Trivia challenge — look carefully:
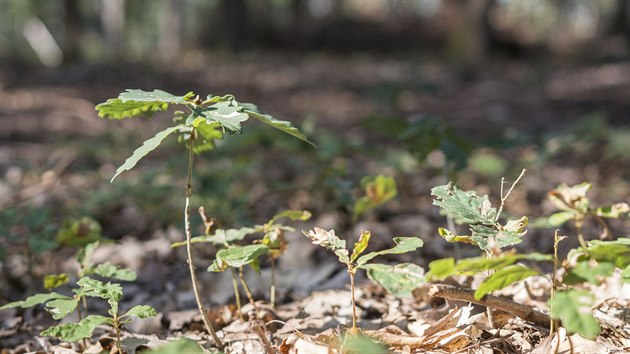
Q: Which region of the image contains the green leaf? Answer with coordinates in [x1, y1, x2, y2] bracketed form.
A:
[208, 244, 269, 272]
[41, 315, 109, 342]
[77, 241, 100, 271]
[244, 108, 315, 147]
[119, 89, 190, 104]
[44, 273, 70, 289]
[364, 263, 425, 297]
[269, 209, 312, 225]
[547, 211, 576, 227]
[426, 258, 456, 281]
[77, 277, 122, 303]
[171, 227, 258, 248]
[455, 253, 551, 274]
[0, 292, 71, 311]
[56, 217, 102, 247]
[146, 338, 205, 354]
[192, 121, 223, 154]
[470, 223, 525, 252]
[45, 298, 79, 320]
[356, 237, 423, 267]
[343, 334, 388, 354]
[92, 262, 137, 281]
[303, 228, 349, 264]
[549, 290, 600, 339]
[474, 265, 538, 299]
[564, 260, 615, 285]
[596, 203, 630, 218]
[585, 238, 630, 268]
[194, 100, 249, 134]
[622, 265, 630, 284]
[122, 305, 157, 319]
[96, 99, 169, 119]
[111, 125, 181, 182]
[353, 175, 397, 220]
[431, 183, 497, 225]
[350, 231, 371, 263]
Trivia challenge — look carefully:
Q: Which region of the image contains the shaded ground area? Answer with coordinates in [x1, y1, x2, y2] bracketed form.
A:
[1, 53, 630, 352]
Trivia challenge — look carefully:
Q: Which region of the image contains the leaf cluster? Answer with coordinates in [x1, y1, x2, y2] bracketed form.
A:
[96, 89, 313, 182]
[431, 182, 528, 252]
[303, 228, 424, 297]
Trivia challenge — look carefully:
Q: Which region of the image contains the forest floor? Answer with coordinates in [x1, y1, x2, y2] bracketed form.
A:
[1, 52, 630, 353]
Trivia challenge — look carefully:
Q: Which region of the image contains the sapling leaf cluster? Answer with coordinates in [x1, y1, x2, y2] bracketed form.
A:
[303, 227, 424, 330]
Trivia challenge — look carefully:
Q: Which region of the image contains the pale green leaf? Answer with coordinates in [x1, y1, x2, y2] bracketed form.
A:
[77, 241, 100, 270]
[547, 211, 576, 227]
[194, 100, 249, 134]
[146, 338, 205, 354]
[303, 228, 349, 264]
[208, 244, 269, 272]
[426, 258, 456, 280]
[350, 231, 371, 263]
[474, 265, 538, 300]
[119, 89, 190, 104]
[171, 227, 258, 248]
[622, 265, 630, 284]
[432, 183, 497, 225]
[353, 175, 397, 220]
[122, 305, 157, 319]
[564, 260, 615, 285]
[548, 183, 591, 214]
[269, 209, 312, 225]
[92, 262, 137, 281]
[343, 334, 388, 354]
[96, 99, 168, 119]
[549, 290, 600, 339]
[45, 298, 79, 320]
[41, 315, 109, 342]
[56, 217, 102, 247]
[585, 238, 630, 268]
[455, 253, 551, 274]
[111, 125, 181, 182]
[596, 203, 630, 218]
[356, 237, 423, 267]
[244, 108, 314, 147]
[364, 263, 425, 297]
[0, 292, 71, 311]
[77, 277, 122, 303]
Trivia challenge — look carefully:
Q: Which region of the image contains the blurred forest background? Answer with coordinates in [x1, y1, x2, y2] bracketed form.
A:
[2, 0, 630, 306]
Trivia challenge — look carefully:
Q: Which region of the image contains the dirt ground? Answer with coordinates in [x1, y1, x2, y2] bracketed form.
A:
[1, 53, 630, 353]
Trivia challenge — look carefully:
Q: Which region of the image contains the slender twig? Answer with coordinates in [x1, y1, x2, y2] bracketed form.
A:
[230, 268, 244, 320]
[185, 133, 223, 348]
[550, 230, 561, 333]
[349, 269, 358, 329]
[428, 283, 551, 328]
[238, 267, 259, 315]
[270, 257, 276, 308]
[252, 317, 274, 354]
[495, 169, 526, 223]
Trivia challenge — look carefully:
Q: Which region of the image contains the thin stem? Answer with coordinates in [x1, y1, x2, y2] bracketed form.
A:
[575, 217, 589, 250]
[349, 269, 357, 329]
[495, 169, 526, 223]
[113, 317, 122, 352]
[550, 230, 560, 333]
[230, 268, 243, 320]
[238, 267, 258, 315]
[184, 132, 223, 348]
[270, 257, 276, 308]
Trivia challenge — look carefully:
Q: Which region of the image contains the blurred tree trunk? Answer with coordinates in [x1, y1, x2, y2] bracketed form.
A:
[63, 0, 80, 63]
[101, 0, 124, 59]
[444, 0, 494, 68]
[609, 0, 630, 47]
[158, 0, 181, 63]
[219, 0, 248, 50]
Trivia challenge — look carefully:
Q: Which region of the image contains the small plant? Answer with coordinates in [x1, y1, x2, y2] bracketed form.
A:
[0, 241, 153, 350]
[303, 228, 424, 332]
[352, 175, 397, 221]
[173, 208, 311, 315]
[97, 89, 313, 346]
